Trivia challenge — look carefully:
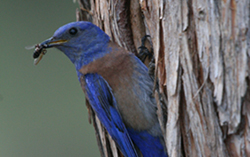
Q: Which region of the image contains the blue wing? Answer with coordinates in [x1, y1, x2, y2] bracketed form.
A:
[84, 73, 138, 157]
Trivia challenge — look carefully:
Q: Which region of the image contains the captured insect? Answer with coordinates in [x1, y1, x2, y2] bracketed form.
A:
[25, 44, 47, 65]
[33, 44, 47, 65]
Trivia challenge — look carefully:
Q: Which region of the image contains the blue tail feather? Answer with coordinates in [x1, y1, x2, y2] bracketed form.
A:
[127, 128, 168, 157]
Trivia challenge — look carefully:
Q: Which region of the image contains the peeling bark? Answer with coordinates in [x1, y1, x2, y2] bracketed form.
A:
[77, 0, 250, 156]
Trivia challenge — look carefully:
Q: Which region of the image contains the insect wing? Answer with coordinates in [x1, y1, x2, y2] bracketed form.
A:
[25, 44, 36, 50]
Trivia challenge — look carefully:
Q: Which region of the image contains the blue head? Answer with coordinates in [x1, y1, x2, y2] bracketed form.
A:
[40, 21, 110, 69]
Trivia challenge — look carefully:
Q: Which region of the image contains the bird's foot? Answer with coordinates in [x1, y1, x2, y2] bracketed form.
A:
[138, 35, 155, 78]
[138, 35, 153, 63]
[148, 57, 155, 79]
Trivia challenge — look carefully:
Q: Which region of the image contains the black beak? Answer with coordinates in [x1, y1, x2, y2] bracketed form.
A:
[40, 37, 68, 48]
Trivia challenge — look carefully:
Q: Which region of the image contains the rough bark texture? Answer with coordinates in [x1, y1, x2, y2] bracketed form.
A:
[77, 0, 250, 156]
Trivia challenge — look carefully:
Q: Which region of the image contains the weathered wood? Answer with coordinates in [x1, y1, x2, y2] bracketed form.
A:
[77, 0, 250, 156]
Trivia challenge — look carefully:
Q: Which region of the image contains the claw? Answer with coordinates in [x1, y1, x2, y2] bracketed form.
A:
[138, 35, 152, 63]
[148, 57, 155, 78]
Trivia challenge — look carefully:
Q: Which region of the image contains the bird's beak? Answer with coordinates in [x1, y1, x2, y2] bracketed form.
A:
[33, 37, 68, 65]
[41, 37, 68, 48]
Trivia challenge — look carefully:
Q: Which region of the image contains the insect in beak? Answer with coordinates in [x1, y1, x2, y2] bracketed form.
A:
[26, 38, 68, 65]
[33, 44, 47, 65]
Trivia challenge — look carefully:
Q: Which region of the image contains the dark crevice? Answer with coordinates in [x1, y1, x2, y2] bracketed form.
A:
[179, 70, 188, 157]
[116, 0, 137, 54]
[158, 18, 167, 97]
[186, 0, 202, 88]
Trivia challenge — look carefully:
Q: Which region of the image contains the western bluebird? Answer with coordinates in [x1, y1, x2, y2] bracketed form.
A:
[33, 21, 168, 157]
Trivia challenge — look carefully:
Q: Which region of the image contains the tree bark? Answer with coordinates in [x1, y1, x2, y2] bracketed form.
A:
[77, 0, 250, 156]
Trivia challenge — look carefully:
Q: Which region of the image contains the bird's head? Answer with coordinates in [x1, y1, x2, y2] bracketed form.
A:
[39, 21, 110, 69]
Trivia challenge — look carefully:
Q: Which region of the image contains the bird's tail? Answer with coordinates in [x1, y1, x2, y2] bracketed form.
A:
[127, 129, 168, 157]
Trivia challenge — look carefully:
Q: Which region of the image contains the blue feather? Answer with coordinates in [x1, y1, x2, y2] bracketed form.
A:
[127, 128, 168, 157]
[84, 73, 138, 157]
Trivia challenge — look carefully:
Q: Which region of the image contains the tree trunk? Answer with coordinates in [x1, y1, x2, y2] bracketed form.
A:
[77, 0, 250, 156]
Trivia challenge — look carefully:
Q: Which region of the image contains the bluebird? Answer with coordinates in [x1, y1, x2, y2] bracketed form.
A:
[35, 21, 168, 157]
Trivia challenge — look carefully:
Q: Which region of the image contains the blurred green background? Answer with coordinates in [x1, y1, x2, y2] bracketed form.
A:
[0, 1, 99, 157]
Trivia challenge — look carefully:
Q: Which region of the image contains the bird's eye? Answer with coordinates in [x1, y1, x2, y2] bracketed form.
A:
[69, 27, 78, 35]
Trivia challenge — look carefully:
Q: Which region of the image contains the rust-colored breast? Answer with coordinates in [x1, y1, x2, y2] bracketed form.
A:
[79, 42, 134, 91]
